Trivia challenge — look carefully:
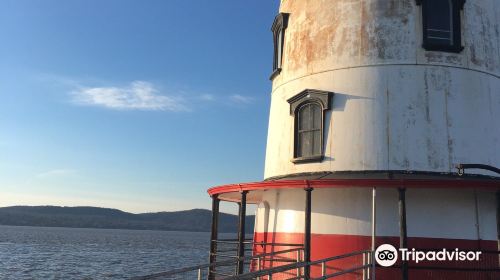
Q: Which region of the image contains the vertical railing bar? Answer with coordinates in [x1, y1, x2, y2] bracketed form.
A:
[197, 268, 202, 280]
[371, 187, 377, 280]
[399, 188, 408, 280]
[365, 252, 369, 280]
[304, 186, 313, 279]
[236, 191, 248, 275]
[256, 257, 261, 280]
[296, 250, 300, 277]
[368, 252, 372, 280]
[362, 252, 366, 280]
[321, 261, 326, 276]
[208, 195, 220, 280]
[367, 251, 370, 280]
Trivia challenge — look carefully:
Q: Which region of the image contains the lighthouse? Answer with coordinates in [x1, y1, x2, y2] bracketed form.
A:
[207, 1, 500, 279]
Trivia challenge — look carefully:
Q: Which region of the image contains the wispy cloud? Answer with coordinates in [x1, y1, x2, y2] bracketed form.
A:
[37, 169, 76, 178]
[199, 94, 215, 101]
[71, 81, 189, 111]
[39, 74, 254, 111]
[229, 94, 254, 104]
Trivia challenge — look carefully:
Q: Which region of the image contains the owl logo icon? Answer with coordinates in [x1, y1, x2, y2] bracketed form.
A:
[375, 244, 398, 267]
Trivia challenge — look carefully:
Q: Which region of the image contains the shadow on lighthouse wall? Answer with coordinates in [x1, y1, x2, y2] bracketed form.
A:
[323, 93, 375, 163]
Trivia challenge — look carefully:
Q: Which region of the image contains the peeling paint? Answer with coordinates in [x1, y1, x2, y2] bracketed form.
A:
[276, 0, 499, 82]
[265, 0, 500, 178]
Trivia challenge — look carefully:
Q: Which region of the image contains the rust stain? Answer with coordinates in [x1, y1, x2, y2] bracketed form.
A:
[360, 0, 414, 60]
[280, 0, 498, 77]
[360, 0, 370, 59]
[285, 0, 417, 73]
[465, 1, 499, 73]
[424, 51, 462, 66]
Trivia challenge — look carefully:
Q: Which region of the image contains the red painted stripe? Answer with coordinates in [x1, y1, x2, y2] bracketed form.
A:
[251, 232, 499, 280]
[207, 178, 500, 197]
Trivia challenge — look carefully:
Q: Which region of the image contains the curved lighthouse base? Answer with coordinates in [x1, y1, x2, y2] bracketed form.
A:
[252, 187, 498, 279]
[208, 173, 500, 280]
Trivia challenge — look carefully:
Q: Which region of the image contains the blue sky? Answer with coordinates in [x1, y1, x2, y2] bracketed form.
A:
[0, 0, 279, 213]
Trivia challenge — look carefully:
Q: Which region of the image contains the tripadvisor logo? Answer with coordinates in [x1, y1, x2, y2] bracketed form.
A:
[375, 244, 482, 267]
[375, 244, 398, 267]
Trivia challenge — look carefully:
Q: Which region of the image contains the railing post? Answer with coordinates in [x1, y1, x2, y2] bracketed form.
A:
[296, 250, 301, 277]
[362, 252, 366, 280]
[497, 191, 500, 267]
[256, 257, 261, 280]
[371, 187, 376, 280]
[321, 261, 326, 276]
[367, 252, 372, 280]
[398, 188, 408, 280]
[304, 186, 313, 279]
[197, 268, 202, 280]
[208, 194, 220, 280]
[236, 190, 248, 275]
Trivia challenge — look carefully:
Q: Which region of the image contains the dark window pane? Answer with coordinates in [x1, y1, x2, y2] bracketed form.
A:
[312, 104, 321, 129]
[277, 29, 283, 68]
[426, 0, 453, 45]
[299, 131, 313, 157]
[298, 104, 311, 130]
[296, 103, 322, 158]
[296, 131, 302, 157]
[313, 130, 321, 155]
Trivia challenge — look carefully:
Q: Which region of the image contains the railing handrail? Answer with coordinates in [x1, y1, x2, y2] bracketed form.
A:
[315, 264, 372, 280]
[130, 247, 304, 280]
[132, 245, 500, 280]
[221, 249, 372, 280]
[213, 239, 304, 247]
[213, 238, 253, 243]
[222, 261, 307, 279]
[214, 238, 253, 241]
[308, 249, 371, 265]
[253, 242, 304, 247]
[130, 263, 213, 280]
[212, 247, 303, 259]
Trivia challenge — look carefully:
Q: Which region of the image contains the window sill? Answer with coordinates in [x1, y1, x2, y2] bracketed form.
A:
[422, 43, 464, 53]
[291, 155, 324, 164]
[269, 68, 281, 80]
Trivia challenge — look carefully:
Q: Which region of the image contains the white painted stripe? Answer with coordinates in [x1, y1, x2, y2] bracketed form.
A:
[255, 188, 497, 240]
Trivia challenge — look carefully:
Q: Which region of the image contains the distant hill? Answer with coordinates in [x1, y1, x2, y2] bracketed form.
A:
[0, 206, 255, 233]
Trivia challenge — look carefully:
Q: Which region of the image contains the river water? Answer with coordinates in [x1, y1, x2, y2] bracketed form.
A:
[0, 225, 235, 279]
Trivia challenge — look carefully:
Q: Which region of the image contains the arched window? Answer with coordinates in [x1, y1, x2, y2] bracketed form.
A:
[288, 89, 333, 163]
[417, 0, 464, 52]
[296, 102, 322, 158]
[270, 13, 289, 80]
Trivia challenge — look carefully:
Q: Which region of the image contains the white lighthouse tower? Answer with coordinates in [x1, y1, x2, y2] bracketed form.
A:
[207, 1, 500, 279]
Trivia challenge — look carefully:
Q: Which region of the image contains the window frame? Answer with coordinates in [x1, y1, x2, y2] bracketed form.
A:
[417, 0, 465, 53]
[287, 89, 333, 164]
[295, 102, 323, 160]
[270, 13, 289, 80]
